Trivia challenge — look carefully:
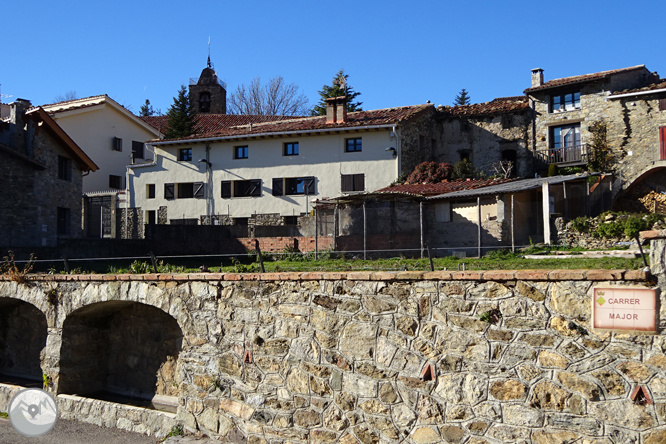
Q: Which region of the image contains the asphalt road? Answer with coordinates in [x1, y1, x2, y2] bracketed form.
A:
[0, 416, 161, 444]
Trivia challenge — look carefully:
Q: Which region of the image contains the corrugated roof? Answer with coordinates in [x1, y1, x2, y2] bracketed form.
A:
[426, 174, 590, 200]
[524, 65, 646, 93]
[438, 96, 530, 118]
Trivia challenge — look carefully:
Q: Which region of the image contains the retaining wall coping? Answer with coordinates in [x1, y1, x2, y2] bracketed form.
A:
[641, 229, 666, 240]
[4, 269, 649, 283]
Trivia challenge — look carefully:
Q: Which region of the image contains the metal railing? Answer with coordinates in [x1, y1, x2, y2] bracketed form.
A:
[535, 143, 588, 166]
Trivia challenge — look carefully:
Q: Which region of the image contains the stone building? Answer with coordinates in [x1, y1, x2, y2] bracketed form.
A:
[524, 65, 661, 185]
[188, 57, 227, 114]
[435, 96, 533, 178]
[0, 100, 98, 248]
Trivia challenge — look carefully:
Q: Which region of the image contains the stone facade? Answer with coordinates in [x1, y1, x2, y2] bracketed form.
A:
[398, 108, 440, 176]
[1, 268, 663, 442]
[189, 65, 227, 115]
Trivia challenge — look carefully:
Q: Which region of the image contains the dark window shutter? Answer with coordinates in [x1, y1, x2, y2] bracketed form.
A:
[164, 183, 174, 199]
[113, 137, 122, 151]
[305, 177, 315, 195]
[341, 175, 352, 192]
[250, 179, 261, 197]
[194, 182, 204, 198]
[660, 96, 666, 111]
[132, 141, 144, 159]
[354, 174, 365, 192]
[221, 181, 231, 198]
[272, 178, 283, 196]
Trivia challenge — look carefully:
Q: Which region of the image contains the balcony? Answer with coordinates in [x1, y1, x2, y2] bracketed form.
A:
[535, 144, 588, 166]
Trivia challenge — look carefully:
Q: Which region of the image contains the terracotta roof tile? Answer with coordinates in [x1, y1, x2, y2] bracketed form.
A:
[524, 65, 646, 93]
[438, 96, 529, 117]
[156, 104, 434, 142]
[141, 114, 294, 135]
[610, 80, 666, 96]
[375, 178, 515, 197]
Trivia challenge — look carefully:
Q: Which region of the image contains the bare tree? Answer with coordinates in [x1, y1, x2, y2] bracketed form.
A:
[53, 90, 78, 103]
[228, 76, 309, 116]
[491, 160, 514, 179]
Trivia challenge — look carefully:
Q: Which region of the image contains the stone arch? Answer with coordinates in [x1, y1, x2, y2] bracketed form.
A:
[624, 163, 666, 191]
[0, 297, 48, 385]
[58, 300, 183, 407]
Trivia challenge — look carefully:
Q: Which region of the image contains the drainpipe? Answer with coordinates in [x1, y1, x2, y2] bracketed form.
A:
[393, 125, 401, 178]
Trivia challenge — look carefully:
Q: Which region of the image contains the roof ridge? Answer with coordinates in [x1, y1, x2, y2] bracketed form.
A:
[544, 65, 645, 84]
[39, 94, 108, 109]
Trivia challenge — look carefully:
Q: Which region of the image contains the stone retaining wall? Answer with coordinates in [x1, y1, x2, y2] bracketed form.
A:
[2, 269, 666, 443]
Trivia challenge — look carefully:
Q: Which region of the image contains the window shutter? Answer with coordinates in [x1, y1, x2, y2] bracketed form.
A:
[194, 182, 204, 198]
[660, 127, 666, 161]
[250, 179, 261, 197]
[660, 96, 666, 111]
[164, 183, 174, 199]
[305, 177, 316, 195]
[341, 175, 352, 192]
[221, 181, 231, 198]
[112, 137, 122, 151]
[272, 178, 283, 196]
[354, 174, 365, 192]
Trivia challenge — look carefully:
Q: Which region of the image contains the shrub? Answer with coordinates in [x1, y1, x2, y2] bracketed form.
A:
[452, 159, 475, 179]
[571, 217, 589, 232]
[624, 216, 645, 238]
[547, 164, 559, 177]
[405, 161, 453, 184]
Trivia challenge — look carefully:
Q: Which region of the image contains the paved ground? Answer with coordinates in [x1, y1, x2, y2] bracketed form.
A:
[0, 416, 161, 444]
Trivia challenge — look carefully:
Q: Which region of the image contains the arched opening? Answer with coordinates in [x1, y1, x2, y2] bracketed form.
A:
[59, 301, 182, 411]
[199, 91, 211, 112]
[0, 298, 47, 387]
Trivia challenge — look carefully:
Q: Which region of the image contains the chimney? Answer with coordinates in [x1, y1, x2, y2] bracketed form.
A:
[325, 96, 347, 124]
[531, 68, 544, 88]
[9, 99, 31, 125]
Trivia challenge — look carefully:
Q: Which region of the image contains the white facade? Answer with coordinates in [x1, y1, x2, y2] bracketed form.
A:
[130, 129, 399, 223]
[41, 96, 162, 193]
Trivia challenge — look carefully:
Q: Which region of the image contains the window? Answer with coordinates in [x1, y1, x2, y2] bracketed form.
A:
[341, 174, 365, 192]
[660, 126, 666, 160]
[551, 124, 581, 149]
[234, 217, 249, 226]
[221, 179, 261, 198]
[146, 210, 156, 225]
[147, 184, 155, 199]
[284, 177, 315, 195]
[179, 148, 192, 161]
[112, 137, 122, 151]
[132, 141, 144, 159]
[284, 142, 299, 156]
[170, 218, 198, 225]
[176, 182, 204, 198]
[58, 156, 71, 181]
[235, 146, 248, 159]
[284, 216, 298, 225]
[109, 175, 122, 189]
[57, 207, 71, 235]
[199, 92, 211, 112]
[346, 138, 362, 152]
[272, 177, 315, 196]
[165, 183, 175, 199]
[459, 150, 471, 161]
[551, 91, 581, 112]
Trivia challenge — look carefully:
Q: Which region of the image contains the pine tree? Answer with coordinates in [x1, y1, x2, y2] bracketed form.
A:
[454, 89, 471, 106]
[312, 69, 363, 116]
[164, 86, 197, 139]
[139, 99, 155, 117]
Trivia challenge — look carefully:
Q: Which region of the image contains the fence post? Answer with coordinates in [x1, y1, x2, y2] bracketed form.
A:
[63, 256, 70, 274]
[426, 242, 434, 272]
[420, 202, 424, 259]
[255, 239, 266, 273]
[511, 194, 515, 253]
[363, 201, 367, 261]
[149, 251, 158, 273]
[314, 207, 318, 260]
[477, 197, 481, 258]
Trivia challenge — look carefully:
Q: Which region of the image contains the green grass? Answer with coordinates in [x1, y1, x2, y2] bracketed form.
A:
[0, 412, 7, 419]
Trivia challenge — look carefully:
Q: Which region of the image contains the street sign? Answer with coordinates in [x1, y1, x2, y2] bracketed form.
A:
[592, 287, 657, 333]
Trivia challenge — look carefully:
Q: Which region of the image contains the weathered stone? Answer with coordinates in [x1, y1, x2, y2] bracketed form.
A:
[310, 376, 332, 396]
[517, 281, 545, 301]
[311, 308, 346, 336]
[447, 404, 473, 420]
[437, 298, 475, 314]
[435, 373, 487, 404]
[396, 316, 418, 336]
[518, 364, 543, 381]
[539, 350, 569, 368]
[550, 316, 577, 336]
[467, 421, 487, 434]
[441, 425, 466, 443]
[363, 296, 397, 313]
[490, 380, 526, 401]
[340, 323, 377, 360]
[379, 382, 398, 403]
[449, 315, 487, 333]
[218, 353, 242, 377]
[559, 341, 587, 359]
[339, 432, 361, 444]
[487, 425, 530, 442]
[531, 381, 571, 410]
[504, 317, 544, 330]
[359, 399, 388, 415]
[645, 429, 666, 444]
[324, 405, 348, 431]
[339, 300, 361, 313]
[335, 392, 356, 411]
[354, 425, 379, 444]
[293, 409, 320, 427]
[416, 395, 444, 423]
[313, 294, 340, 310]
[591, 401, 655, 429]
[504, 404, 544, 427]
[649, 377, 666, 397]
[285, 368, 309, 394]
[532, 430, 579, 444]
[301, 362, 332, 378]
[411, 427, 440, 444]
[550, 281, 591, 320]
[366, 416, 399, 440]
[487, 328, 513, 341]
[258, 339, 290, 355]
[311, 429, 337, 442]
[520, 333, 556, 347]
[617, 361, 652, 382]
[356, 362, 395, 379]
[557, 372, 600, 400]
[592, 369, 626, 396]
[546, 414, 602, 435]
[647, 354, 666, 369]
[219, 398, 254, 420]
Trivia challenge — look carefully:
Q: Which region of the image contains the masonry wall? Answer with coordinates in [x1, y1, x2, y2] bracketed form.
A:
[2, 268, 665, 443]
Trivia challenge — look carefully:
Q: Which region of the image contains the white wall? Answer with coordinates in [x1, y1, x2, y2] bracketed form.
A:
[130, 130, 399, 221]
[50, 103, 159, 193]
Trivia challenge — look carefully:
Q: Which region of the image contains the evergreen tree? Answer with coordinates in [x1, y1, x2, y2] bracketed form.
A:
[139, 99, 156, 117]
[164, 85, 197, 139]
[454, 88, 471, 106]
[312, 69, 362, 116]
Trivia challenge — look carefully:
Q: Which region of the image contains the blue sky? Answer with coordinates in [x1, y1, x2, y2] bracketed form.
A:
[3, 0, 664, 114]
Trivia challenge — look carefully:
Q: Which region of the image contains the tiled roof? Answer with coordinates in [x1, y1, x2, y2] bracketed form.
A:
[375, 178, 515, 197]
[610, 80, 666, 96]
[38, 95, 108, 112]
[438, 96, 529, 117]
[524, 65, 646, 93]
[158, 104, 434, 142]
[141, 114, 295, 135]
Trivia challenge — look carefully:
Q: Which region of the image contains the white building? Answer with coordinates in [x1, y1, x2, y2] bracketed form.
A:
[128, 98, 435, 230]
[40, 95, 163, 193]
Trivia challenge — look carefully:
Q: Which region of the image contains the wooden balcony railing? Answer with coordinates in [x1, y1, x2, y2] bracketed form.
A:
[535, 143, 588, 166]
